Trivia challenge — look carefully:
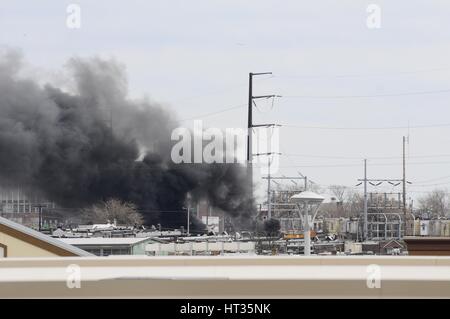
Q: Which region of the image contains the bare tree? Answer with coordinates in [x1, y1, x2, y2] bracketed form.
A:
[317, 202, 339, 218]
[329, 185, 347, 203]
[328, 185, 348, 217]
[344, 190, 364, 218]
[418, 189, 449, 218]
[83, 198, 144, 225]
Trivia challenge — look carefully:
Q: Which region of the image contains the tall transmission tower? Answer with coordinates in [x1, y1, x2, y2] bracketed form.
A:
[403, 135, 407, 236]
[247, 72, 279, 200]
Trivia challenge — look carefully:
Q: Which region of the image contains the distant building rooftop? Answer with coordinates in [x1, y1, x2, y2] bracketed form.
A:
[59, 237, 153, 246]
[57, 237, 156, 256]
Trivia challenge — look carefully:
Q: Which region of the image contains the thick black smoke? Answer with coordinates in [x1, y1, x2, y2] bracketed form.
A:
[0, 49, 255, 230]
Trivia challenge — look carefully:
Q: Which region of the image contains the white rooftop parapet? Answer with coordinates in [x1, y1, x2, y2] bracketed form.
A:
[1, 256, 450, 298]
[145, 241, 255, 255]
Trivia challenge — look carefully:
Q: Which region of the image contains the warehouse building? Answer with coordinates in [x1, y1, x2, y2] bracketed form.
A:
[58, 237, 156, 256]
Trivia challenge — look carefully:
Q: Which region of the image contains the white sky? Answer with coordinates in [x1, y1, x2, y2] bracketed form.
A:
[2, 1, 450, 204]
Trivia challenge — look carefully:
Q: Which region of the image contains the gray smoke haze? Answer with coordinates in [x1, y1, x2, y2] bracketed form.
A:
[0, 49, 255, 230]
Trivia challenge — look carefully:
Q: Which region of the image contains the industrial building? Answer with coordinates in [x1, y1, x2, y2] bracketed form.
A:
[0, 186, 56, 214]
[0, 186, 58, 229]
[58, 237, 155, 256]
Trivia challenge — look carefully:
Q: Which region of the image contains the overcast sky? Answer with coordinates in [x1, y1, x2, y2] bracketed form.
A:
[2, 1, 450, 204]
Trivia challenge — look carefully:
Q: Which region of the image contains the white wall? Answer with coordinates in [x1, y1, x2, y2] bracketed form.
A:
[146, 241, 255, 255]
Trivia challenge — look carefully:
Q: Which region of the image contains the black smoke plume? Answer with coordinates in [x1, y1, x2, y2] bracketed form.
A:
[0, 49, 255, 230]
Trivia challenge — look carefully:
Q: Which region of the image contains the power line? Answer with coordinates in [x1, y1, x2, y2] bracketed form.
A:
[178, 104, 246, 122]
[279, 163, 364, 168]
[409, 181, 450, 188]
[157, 72, 275, 106]
[414, 175, 450, 184]
[282, 153, 363, 160]
[283, 88, 450, 99]
[283, 153, 450, 160]
[273, 66, 450, 79]
[279, 161, 450, 169]
[282, 123, 450, 130]
[408, 190, 450, 194]
[253, 96, 280, 113]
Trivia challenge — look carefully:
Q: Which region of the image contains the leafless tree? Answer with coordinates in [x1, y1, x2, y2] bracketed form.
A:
[344, 190, 364, 218]
[328, 185, 348, 217]
[418, 189, 449, 218]
[329, 185, 347, 203]
[82, 198, 144, 225]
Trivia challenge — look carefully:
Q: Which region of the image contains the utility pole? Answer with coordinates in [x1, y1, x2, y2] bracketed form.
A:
[206, 206, 212, 233]
[39, 205, 43, 232]
[247, 72, 277, 198]
[356, 160, 377, 241]
[403, 136, 407, 236]
[247, 73, 253, 165]
[187, 205, 190, 236]
[267, 156, 271, 219]
[33, 204, 45, 232]
[186, 193, 191, 236]
[363, 159, 368, 242]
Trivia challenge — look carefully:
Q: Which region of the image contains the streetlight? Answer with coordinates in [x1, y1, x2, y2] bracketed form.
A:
[290, 191, 325, 256]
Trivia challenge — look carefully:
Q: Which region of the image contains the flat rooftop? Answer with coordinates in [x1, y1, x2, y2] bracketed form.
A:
[58, 237, 152, 246]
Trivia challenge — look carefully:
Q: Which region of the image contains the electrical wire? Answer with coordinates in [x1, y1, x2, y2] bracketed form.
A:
[414, 175, 450, 184]
[278, 161, 450, 169]
[273, 66, 450, 79]
[178, 104, 246, 122]
[282, 153, 450, 160]
[281, 123, 450, 130]
[409, 181, 450, 188]
[283, 88, 450, 99]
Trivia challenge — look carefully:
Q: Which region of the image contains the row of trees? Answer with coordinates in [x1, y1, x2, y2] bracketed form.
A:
[416, 189, 450, 217]
[317, 185, 450, 218]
